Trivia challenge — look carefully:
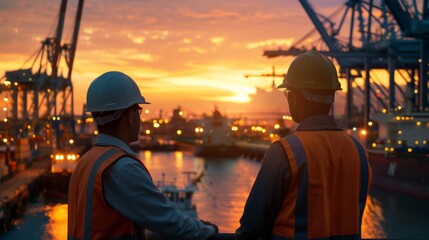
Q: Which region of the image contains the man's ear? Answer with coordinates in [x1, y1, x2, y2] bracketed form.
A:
[124, 110, 134, 125]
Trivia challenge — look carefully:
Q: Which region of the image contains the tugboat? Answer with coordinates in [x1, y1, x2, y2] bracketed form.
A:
[156, 171, 199, 218]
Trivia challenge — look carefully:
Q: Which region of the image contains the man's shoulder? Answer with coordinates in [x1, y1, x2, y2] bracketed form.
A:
[107, 154, 144, 171]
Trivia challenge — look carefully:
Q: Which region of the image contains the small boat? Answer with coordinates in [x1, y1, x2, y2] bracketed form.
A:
[156, 171, 199, 218]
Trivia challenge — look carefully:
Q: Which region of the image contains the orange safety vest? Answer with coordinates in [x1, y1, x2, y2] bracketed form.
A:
[68, 146, 149, 240]
[272, 131, 371, 239]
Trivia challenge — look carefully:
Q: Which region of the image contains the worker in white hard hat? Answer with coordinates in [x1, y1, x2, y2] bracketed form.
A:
[68, 71, 218, 240]
[236, 51, 372, 239]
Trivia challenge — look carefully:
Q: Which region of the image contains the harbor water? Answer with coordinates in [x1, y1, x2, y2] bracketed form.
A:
[2, 150, 429, 239]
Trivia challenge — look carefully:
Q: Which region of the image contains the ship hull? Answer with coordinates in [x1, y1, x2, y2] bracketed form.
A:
[42, 171, 72, 199]
[194, 144, 243, 158]
[368, 151, 429, 198]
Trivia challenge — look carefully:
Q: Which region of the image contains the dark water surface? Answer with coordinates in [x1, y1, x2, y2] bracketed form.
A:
[2, 151, 429, 239]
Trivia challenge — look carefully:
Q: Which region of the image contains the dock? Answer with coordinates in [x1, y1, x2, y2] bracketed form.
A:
[0, 157, 51, 232]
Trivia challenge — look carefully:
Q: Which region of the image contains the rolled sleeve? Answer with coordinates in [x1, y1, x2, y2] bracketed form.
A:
[103, 157, 215, 240]
[236, 141, 291, 238]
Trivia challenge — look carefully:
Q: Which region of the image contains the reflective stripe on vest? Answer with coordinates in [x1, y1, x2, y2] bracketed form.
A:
[274, 132, 371, 239]
[84, 148, 120, 239]
[350, 137, 370, 228]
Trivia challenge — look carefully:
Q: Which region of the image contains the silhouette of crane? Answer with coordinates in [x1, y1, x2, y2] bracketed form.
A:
[261, 0, 428, 128]
[0, 0, 85, 150]
[244, 66, 285, 89]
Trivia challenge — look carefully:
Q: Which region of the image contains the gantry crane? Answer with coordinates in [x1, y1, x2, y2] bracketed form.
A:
[263, 0, 428, 129]
[0, 0, 85, 150]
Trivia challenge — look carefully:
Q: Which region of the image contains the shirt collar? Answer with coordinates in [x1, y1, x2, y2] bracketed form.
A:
[95, 133, 135, 154]
[295, 115, 342, 131]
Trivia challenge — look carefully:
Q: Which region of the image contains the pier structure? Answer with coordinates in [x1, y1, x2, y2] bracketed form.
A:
[262, 0, 429, 130]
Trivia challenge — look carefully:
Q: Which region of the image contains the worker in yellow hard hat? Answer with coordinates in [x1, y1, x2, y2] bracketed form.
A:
[236, 51, 372, 239]
[68, 71, 218, 239]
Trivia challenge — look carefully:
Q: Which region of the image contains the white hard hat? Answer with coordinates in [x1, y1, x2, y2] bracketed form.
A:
[85, 71, 150, 113]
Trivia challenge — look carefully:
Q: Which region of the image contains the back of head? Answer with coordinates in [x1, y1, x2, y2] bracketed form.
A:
[86, 71, 150, 126]
[278, 51, 341, 121]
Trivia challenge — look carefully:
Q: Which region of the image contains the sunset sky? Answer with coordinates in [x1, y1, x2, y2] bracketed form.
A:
[0, 0, 343, 120]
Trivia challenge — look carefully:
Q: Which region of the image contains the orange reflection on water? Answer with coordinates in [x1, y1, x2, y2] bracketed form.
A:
[43, 203, 68, 240]
[143, 150, 152, 165]
[361, 194, 387, 239]
[175, 151, 183, 169]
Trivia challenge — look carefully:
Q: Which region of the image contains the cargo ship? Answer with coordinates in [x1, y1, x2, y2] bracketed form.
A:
[193, 107, 242, 158]
[365, 108, 429, 199]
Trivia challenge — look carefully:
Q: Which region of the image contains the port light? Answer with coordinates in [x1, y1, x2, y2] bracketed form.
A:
[54, 154, 65, 161]
[67, 154, 79, 161]
[407, 148, 413, 153]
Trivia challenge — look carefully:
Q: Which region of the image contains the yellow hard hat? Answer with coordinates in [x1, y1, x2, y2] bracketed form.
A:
[278, 51, 342, 91]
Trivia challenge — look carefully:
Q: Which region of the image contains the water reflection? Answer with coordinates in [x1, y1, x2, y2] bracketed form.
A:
[1, 200, 68, 240]
[2, 151, 429, 239]
[361, 194, 387, 238]
[44, 204, 68, 240]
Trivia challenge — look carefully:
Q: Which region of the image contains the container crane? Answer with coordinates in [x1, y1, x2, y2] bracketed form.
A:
[1, 0, 85, 150]
[384, 0, 429, 110]
[262, 0, 426, 129]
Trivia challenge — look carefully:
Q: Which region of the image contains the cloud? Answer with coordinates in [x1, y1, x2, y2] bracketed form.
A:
[178, 7, 239, 19]
[127, 33, 146, 44]
[247, 38, 295, 49]
[210, 37, 225, 45]
[179, 47, 207, 54]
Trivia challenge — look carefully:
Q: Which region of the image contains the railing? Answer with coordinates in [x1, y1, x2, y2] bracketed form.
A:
[147, 233, 236, 240]
[211, 233, 236, 239]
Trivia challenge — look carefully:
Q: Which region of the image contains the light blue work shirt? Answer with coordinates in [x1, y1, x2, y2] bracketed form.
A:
[96, 134, 215, 239]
